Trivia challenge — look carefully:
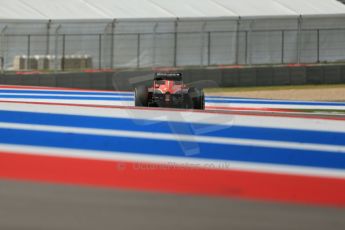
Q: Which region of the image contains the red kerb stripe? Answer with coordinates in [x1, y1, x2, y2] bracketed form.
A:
[0, 151, 344, 207]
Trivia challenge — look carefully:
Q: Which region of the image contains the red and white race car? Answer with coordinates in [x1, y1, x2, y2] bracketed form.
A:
[134, 73, 205, 110]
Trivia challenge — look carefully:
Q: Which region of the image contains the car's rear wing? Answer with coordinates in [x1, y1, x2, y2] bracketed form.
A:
[154, 72, 182, 81]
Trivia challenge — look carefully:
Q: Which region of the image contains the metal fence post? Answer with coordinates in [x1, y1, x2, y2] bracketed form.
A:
[0, 25, 8, 73]
[110, 19, 116, 69]
[152, 22, 158, 67]
[61, 34, 66, 71]
[317, 29, 320, 63]
[200, 22, 207, 66]
[27, 35, 31, 70]
[173, 20, 178, 67]
[99, 34, 102, 69]
[46, 20, 51, 55]
[103, 22, 112, 69]
[235, 17, 241, 65]
[137, 33, 141, 68]
[281, 30, 285, 64]
[297, 15, 303, 64]
[54, 25, 61, 72]
[246, 20, 254, 65]
[207, 31, 211, 65]
[244, 31, 248, 65]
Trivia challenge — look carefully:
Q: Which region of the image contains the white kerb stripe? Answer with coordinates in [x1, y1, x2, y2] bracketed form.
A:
[0, 122, 344, 153]
[1, 101, 345, 133]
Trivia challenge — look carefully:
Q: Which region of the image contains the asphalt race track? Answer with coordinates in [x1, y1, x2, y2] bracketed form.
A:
[1, 180, 345, 230]
[0, 85, 345, 229]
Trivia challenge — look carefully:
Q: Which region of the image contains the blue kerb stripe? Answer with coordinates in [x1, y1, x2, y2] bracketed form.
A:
[0, 110, 344, 146]
[206, 99, 345, 106]
[1, 92, 344, 107]
[207, 96, 345, 104]
[0, 128, 344, 170]
[0, 89, 131, 96]
[0, 95, 133, 101]
[2, 90, 342, 105]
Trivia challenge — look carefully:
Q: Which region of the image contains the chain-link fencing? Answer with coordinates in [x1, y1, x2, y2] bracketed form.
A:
[1, 18, 345, 72]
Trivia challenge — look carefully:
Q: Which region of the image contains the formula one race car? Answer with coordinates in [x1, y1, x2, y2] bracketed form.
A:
[134, 73, 205, 110]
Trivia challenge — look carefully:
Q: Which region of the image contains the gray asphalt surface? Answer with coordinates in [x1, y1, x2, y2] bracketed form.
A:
[1, 180, 344, 230]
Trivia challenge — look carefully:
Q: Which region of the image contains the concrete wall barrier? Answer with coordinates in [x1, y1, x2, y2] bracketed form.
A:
[183, 69, 222, 88]
[341, 66, 345, 82]
[289, 67, 307, 85]
[272, 67, 290, 85]
[256, 68, 273, 86]
[21, 75, 40, 86]
[221, 69, 239, 87]
[4, 75, 22, 85]
[238, 69, 256, 87]
[89, 73, 109, 90]
[306, 67, 324, 84]
[39, 75, 56, 87]
[112, 71, 153, 90]
[323, 66, 342, 84]
[56, 74, 77, 88]
[1, 64, 345, 91]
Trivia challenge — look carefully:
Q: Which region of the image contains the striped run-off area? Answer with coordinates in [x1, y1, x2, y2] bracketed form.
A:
[0, 85, 345, 207]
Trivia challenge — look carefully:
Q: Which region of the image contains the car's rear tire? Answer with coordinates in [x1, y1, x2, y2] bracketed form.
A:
[135, 85, 148, 107]
[188, 87, 205, 110]
[198, 90, 205, 110]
